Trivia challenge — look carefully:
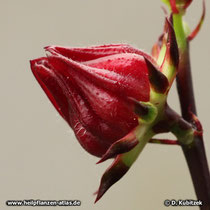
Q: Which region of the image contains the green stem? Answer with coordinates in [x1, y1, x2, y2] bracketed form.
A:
[122, 125, 154, 167]
[173, 14, 187, 52]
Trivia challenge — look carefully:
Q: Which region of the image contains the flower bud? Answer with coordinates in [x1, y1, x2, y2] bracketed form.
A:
[30, 44, 151, 157]
[30, 41, 176, 202]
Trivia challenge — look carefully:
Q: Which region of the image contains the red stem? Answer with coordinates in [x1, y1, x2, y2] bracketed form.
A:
[149, 138, 179, 145]
[176, 44, 210, 209]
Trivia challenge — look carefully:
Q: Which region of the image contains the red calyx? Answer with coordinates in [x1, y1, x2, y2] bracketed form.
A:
[30, 44, 151, 157]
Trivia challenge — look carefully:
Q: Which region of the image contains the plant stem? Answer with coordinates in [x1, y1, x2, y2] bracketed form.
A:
[173, 14, 210, 209]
